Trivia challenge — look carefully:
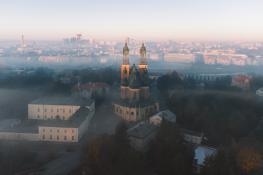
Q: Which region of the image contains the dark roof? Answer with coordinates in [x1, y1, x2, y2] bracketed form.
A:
[0, 119, 39, 133]
[181, 128, 203, 137]
[0, 107, 93, 133]
[127, 122, 158, 139]
[141, 69, 149, 86]
[121, 77, 129, 86]
[153, 110, 176, 122]
[30, 97, 93, 106]
[129, 64, 142, 89]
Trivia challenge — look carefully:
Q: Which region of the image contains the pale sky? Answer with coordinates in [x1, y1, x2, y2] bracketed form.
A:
[1, 0, 263, 41]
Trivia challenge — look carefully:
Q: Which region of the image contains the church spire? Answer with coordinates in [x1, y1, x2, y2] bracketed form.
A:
[140, 42, 147, 65]
[121, 41, 130, 87]
[123, 41, 129, 65]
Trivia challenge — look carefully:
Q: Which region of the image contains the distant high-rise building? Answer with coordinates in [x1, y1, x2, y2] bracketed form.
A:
[21, 34, 26, 48]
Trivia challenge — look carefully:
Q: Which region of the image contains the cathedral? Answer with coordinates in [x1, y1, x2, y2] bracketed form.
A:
[113, 42, 159, 122]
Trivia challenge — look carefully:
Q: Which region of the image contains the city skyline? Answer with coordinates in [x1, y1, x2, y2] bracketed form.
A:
[1, 0, 263, 41]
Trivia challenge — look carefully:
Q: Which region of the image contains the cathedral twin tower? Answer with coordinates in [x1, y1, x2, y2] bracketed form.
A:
[113, 42, 159, 122]
[120, 42, 150, 101]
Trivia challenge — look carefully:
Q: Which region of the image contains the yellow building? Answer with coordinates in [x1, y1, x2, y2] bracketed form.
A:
[0, 97, 95, 143]
[38, 106, 95, 142]
[28, 97, 93, 120]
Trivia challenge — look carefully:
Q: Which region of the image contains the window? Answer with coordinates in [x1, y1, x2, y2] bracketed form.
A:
[42, 135, 45, 139]
[43, 129, 45, 132]
[64, 130, 67, 133]
[69, 109, 71, 113]
[51, 109, 53, 112]
[57, 109, 59, 112]
[64, 136, 67, 140]
[72, 136, 74, 140]
[38, 108, 40, 112]
[57, 136, 59, 140]
[37, 115, 40, 118]
[63, 109, 65, 113]
[50, 129, 52, 132]
[72, 129, 74, 133]
[131, 112, 134, 115]
[50, 135, 52, 140]
[44, 109, 47, 112]
[57, 129, 59, 133]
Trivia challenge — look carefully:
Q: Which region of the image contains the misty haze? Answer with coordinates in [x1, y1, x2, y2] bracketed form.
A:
[1, 0, 263, 175]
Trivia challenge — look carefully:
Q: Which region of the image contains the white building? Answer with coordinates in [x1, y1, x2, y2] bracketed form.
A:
[193, 146, 217, 173]
[28, 97, 93, 120]
[38, 106, 94, 142]
[181, 129, 204, 145]
[149, 110, 176, 126]
[164, 53, 195, 63]
[0, 97, 95, 143]
[256, 88, 263, 97]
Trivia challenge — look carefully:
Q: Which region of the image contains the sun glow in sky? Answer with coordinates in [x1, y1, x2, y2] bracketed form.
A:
[1, 0, 263, 41]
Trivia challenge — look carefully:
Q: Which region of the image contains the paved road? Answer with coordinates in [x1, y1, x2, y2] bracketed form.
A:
[39, 97, 120, 175]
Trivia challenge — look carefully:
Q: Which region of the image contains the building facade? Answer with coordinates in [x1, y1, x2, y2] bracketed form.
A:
[28, 97, 93, 120]
[0, 97, 95, 143]
[113, 42, 159, 122]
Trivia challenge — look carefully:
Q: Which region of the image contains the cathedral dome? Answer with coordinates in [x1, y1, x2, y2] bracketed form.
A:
[129, 64, 142, 89]
[121, 67, 129, 86]
[141, 68, 149, 86]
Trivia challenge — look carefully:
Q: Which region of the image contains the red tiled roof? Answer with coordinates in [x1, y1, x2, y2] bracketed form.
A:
[232, 75, 251, 83]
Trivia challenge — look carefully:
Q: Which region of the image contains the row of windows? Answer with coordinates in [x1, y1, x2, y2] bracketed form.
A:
[37, 115, 66, 120]
[115, 108, 139, 116]
[42, 135, 75, 141]
[115, 106, 157, 115]
[184, 135, 201, 143]
[42, 128, 74, 133]
[37, 108, 73, 113]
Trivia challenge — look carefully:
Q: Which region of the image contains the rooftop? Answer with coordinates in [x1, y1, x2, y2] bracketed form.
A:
[181, 128, 203, 137]
[127, 122, 158, 139]
[155, 110, 176, 122]
[30, 96, 93, 106]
